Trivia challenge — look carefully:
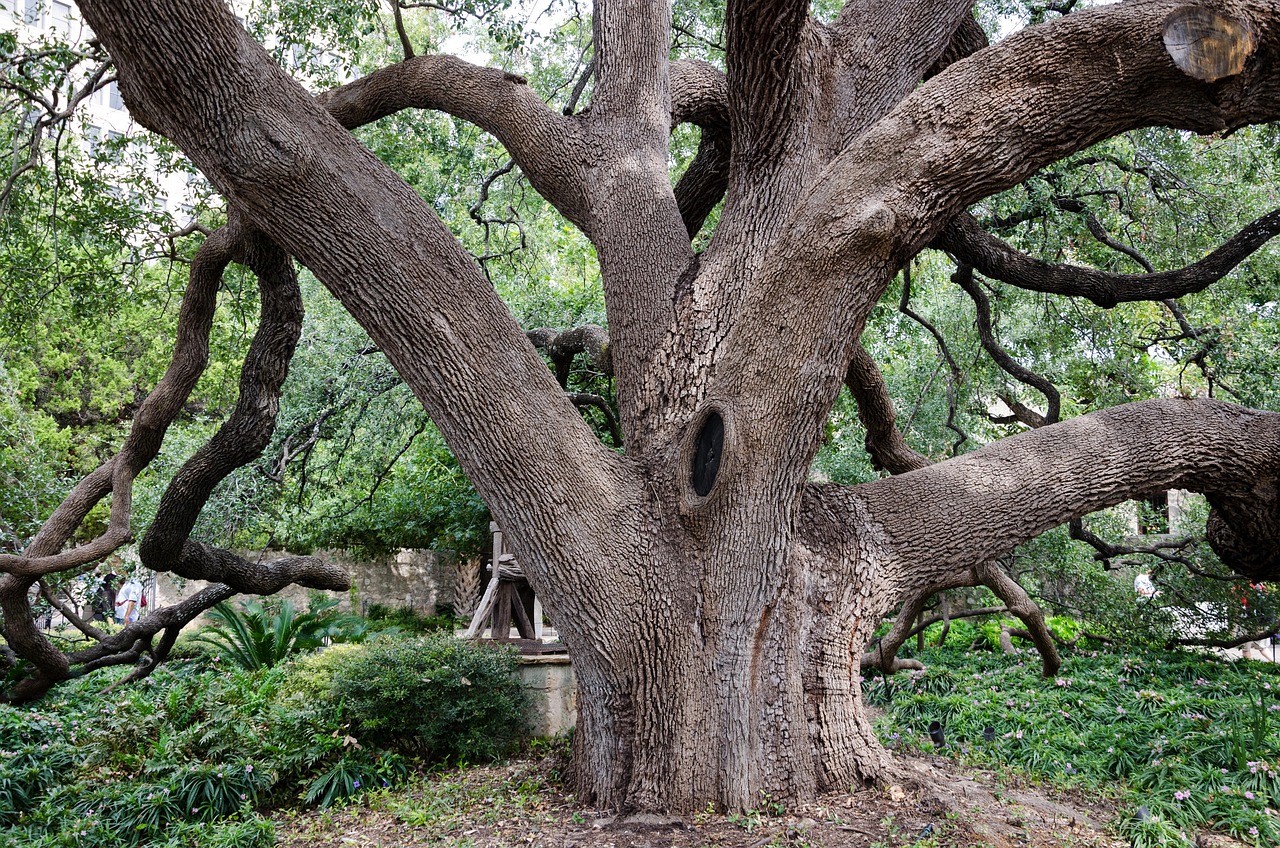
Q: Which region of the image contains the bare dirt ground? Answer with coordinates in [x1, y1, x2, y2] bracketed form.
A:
[273, 752, 1139, 848]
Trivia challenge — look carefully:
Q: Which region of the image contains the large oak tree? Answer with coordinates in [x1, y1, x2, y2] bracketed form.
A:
[6, 0, 1280, 814]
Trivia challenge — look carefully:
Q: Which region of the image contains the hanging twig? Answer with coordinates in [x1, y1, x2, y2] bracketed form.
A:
[899, 265, 967, 453]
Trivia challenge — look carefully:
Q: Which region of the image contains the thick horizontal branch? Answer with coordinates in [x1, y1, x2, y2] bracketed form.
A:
[936, 208, 1280, 307]
[854, 398, 1280, 587]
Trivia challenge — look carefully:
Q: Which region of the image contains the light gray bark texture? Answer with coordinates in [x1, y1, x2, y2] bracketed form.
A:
[60, 0, 1280, 813]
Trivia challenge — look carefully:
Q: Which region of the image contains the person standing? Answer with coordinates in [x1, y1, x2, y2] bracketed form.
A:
[115, 576, 144, 623]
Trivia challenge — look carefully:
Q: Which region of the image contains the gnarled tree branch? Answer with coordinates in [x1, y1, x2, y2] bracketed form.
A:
[857, 398, 1280, 588]
[935, 208, 1280, 308]
[670, 60, 731, 238]
[844, 344, 930, 475]
[314, 55, 589, 230]
[953, 263, 1062, 426]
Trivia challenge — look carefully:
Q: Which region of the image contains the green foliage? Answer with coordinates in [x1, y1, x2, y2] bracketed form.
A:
[273, 642, 364, 704]
[364, 603, 458, 634]
[869, 643, 1280, 846]
[0, 666, 284, 846]
[190, 595, 354, 670]
[0, 625, 528, 843]
[189, 596, 378, 671]
[331, 634, 530, 763]
[302, 751, 408, 808]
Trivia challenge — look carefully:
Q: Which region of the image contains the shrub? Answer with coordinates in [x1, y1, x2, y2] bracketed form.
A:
[364, 603, 457, 634]
[331, 634, 530, 762]
[275, 643, 364, 705]
[166, 632, 222, 665]
[158, 813, 275, 848]
[302, 751, 408, 808]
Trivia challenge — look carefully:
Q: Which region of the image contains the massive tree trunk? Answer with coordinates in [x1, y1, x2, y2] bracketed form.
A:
[32, 0, 1280, 812]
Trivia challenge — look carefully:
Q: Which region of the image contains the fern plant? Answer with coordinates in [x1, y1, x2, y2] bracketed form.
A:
[190, 597, 346, 670]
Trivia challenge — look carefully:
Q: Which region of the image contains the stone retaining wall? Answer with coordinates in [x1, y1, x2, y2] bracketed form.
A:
[154, 548, 454, 628]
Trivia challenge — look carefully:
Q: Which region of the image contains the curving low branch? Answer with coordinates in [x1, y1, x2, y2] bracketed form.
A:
[844, 327, 1060, 677]
[0, 222, 246, 691]
[857, 558, 1062, 677]
[314, 54, 589, 230]
[0, 225, 350, 703]
[973, 560, 1061, 676]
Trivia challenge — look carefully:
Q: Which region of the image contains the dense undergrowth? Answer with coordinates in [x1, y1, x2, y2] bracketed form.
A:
[0, 631, 528, 847]
[7, 605, 1280, 848]
[868, 626, 1280, 847]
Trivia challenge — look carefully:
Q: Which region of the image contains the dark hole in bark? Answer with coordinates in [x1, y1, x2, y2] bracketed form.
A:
[691, 411, 724, 497]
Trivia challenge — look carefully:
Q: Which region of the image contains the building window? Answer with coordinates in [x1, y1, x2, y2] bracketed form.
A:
[22, 0, 41, 25]
[108, 81, 124, 111]
[86, 125, 100, 156]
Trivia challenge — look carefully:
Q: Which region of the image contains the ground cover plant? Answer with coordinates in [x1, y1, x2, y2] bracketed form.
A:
[0, 632, 527, 847]
[866, 639, 1280, 846]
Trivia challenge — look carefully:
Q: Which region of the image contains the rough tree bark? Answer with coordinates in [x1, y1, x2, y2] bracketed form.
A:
[25, 0, 1280, 813]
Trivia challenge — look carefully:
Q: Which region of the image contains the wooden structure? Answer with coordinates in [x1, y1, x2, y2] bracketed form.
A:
[464, 523, 566, 655]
